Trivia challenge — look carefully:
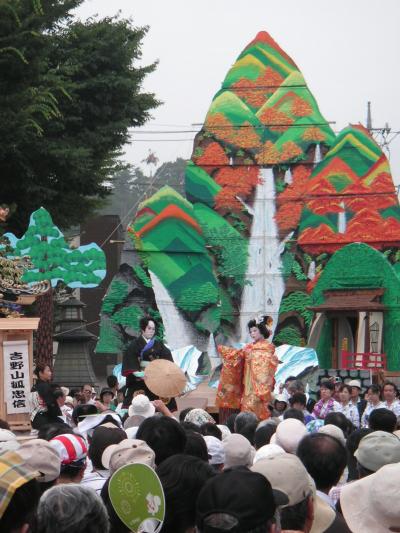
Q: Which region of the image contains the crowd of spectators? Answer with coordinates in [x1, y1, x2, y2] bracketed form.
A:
[1, 372, 400, 532]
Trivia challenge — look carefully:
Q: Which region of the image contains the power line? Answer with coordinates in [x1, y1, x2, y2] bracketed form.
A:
[129, 138, 195, 142]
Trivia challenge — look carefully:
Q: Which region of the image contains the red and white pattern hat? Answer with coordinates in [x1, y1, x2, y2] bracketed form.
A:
[50, 434, 88, 465]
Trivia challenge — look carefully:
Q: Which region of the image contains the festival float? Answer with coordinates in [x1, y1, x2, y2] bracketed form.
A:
[96, 31, 400, 391]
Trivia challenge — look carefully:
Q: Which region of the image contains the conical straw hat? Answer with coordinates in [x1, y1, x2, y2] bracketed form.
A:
[144, 359, 187, 398]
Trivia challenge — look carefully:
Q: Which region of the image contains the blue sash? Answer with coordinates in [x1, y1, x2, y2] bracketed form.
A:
[140, 338, 155, 360]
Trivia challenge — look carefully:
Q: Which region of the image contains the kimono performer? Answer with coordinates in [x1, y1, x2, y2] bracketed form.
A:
[217, 316, 278, 421]
[122, 317, 176, 411]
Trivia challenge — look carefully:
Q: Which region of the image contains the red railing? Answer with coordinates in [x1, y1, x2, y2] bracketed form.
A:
[341, 351, 387, 370]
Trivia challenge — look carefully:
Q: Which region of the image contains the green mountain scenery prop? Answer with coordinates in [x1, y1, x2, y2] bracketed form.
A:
[298, 125, 400, 254]
[97, 31, 400, 372]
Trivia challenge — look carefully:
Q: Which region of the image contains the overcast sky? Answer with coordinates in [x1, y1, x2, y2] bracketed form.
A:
[75, 0, 400, 184]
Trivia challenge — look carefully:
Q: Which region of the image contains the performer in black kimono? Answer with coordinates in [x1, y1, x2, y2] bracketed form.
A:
[122, 316, 177, 411]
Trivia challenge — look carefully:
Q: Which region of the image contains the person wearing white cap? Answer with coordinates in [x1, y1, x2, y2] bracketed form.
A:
[204, 435, 225, 471]
[382, 381, 400, 418]
[128, 393, 156, 418]
[270, 418, 307, 454]
[340, 462, 400, 533]
[253, 443, 285, 464]
[347, 379, 367, 419]
[223, 433, 255, 470]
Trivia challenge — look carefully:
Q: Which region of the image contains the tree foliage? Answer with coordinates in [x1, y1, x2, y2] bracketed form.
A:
[5, 207, 106, 287]
[0, 0, 160, 235]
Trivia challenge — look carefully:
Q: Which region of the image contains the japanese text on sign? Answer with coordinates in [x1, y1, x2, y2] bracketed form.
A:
[3, 340, 30, 414]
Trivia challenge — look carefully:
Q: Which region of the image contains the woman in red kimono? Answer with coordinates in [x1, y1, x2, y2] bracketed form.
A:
[217, 316, 278, 421]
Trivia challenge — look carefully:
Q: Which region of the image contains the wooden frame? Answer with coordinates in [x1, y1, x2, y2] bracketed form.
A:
[0, 318, 39, 431]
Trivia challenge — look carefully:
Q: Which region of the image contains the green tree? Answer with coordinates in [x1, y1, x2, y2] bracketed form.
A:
[5, 207, 106, 364]
[0, 0, 160, 235]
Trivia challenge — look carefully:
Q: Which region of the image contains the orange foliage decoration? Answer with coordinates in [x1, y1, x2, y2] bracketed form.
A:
[195, 141, 229, 167]
[205, 113, 237, 143]
[235, 121, 262, 149]
[259, 107, 294, 132]
[275, 202, 303, 232]
[291, 96, 313, 117]
[302, 127, 326, 142]
[205, 113, 261, 149]
[278, 165, 312, 202]
[214, 166, 261, 211]
[232, 67, 284, 109]
[275, 165, 311, 232]
[280, 141, 303, 162]
[256, 141, 280, 165]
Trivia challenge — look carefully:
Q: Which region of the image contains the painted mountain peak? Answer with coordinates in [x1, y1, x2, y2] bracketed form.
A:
[97, 30, 400, 359]
[298, 124, 400, 254]
[191, 31, 335, 180]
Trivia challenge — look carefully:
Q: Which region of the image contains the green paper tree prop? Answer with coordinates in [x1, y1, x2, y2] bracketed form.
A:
[5, 207, 106, 365]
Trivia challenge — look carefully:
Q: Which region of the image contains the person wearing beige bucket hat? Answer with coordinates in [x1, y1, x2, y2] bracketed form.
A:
[340, 462, 400, 533]
[251, 453, 337, 533]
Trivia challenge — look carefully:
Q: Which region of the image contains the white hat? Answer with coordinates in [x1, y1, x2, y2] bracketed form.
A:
[270, 418, 307, 453]
[274, 394, 288, 405]
[204, 435, 225, 465]
[76, 412, 123, 439]
[340, 462, 400, 533]
[253, 444, 285, 464]
[347, 379, 362, 389]
[217, 424, 231, 442]
[223, 434, 254, 469]
[0, 429, 20, 454]
[318, 424, 346, 446]
[128, 394, 156, 418]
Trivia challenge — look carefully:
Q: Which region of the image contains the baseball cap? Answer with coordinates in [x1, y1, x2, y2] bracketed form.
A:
[223, 434, 254, 469]
[347, 379, 362, 389]
[0, 451, 39, 519]
[354, 430, 400, 472]
[128, 394, 155, 418]
[102, 439, 155, 475]
[251, 453, 312, 507]
[319, 424, 346, 446]
[204, 435, 225, 465]
[50, 434, 88, 468]
[17, 439, 61, 483]
[271, 418, 307, 453]
[253, 444, 285, 464]
[0, 429, 20, 454]
[196, 467, 276, 532]
[340, 462, 400, 533]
